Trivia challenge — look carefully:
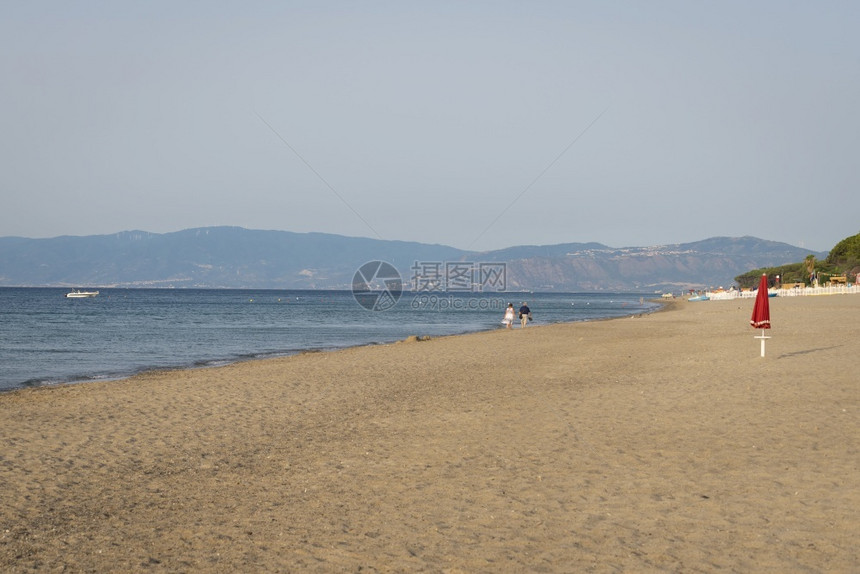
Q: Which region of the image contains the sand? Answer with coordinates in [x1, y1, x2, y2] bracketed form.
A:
[1, 295, 858, 572]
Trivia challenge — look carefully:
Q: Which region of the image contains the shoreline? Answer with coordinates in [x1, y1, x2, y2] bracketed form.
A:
[2, 293, 661, 394]
[2, 295, 857, 571]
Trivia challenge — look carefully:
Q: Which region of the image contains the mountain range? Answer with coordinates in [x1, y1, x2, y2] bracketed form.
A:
[0, 227, 826, 292]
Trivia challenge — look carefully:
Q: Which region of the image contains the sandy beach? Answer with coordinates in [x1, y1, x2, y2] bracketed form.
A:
[1, 294, 857, 572]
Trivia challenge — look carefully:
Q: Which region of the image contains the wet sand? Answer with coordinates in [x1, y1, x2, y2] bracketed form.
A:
[1, 295, 858, 572]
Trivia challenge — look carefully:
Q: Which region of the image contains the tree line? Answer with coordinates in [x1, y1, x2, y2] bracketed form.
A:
[735, 232, 860, 289]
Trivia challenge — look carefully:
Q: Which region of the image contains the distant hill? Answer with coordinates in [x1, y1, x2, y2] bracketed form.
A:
[488, 236, 827, 291]
[0, 227, 827, 292]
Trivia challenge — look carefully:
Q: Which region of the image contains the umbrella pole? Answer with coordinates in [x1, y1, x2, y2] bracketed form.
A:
[754, 329, 770, 357]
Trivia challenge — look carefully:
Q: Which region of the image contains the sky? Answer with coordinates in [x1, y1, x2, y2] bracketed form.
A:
[2, 1, 858, 253]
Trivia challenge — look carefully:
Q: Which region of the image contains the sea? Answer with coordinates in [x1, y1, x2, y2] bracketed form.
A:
[0, 288, 660, 392]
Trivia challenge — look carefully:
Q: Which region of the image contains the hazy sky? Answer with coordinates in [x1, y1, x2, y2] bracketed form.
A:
[2, 1, 858, 252]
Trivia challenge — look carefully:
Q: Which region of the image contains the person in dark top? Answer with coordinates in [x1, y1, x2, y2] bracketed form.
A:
[518, 302, 531, 328]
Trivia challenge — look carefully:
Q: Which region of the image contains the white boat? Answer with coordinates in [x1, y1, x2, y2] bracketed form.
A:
[65, 289, 99, 298]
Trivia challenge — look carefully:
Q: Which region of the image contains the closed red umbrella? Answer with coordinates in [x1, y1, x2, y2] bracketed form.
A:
[750, 273, 771, 356]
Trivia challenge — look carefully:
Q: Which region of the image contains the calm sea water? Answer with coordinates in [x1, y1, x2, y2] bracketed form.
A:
[0, 288, 659, 392]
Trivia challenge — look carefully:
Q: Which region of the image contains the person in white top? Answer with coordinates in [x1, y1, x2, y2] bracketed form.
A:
[502, 303, 515, 329]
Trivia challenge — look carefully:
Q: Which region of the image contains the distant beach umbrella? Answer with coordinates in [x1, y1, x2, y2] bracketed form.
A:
[750, 273, 771, 357]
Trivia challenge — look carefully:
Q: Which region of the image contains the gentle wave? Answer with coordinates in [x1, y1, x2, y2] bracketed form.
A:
[0, 288, 660, 392]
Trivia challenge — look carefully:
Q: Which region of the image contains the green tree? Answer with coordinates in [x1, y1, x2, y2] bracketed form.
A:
[805, 255, 816, 284]
[826, 233, 860, 273]
[735, 232, 860, 288]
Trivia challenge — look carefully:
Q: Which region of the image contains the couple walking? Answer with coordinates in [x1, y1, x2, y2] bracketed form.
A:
[503, 302, 531, 329]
